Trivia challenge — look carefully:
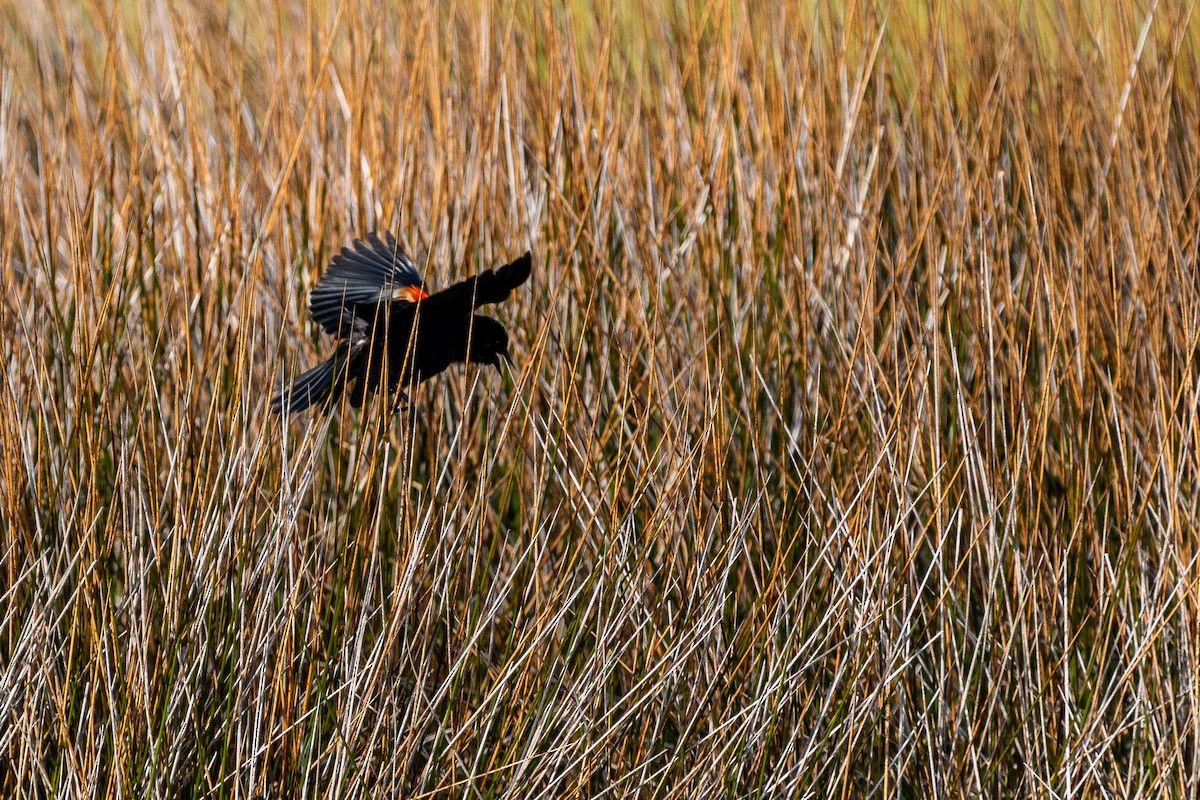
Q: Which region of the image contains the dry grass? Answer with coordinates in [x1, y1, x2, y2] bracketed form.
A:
[2, 0, 1200, 796]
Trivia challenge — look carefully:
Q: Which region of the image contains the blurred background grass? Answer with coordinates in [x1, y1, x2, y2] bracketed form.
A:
[2, 0, 1200, 796]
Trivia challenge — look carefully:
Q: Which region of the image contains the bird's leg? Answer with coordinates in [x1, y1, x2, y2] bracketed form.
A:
[389, 390, 411, 415]
[348, 374, 366, 409]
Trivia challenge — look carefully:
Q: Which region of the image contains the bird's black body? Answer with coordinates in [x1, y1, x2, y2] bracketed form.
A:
[273, 233, 531, 415]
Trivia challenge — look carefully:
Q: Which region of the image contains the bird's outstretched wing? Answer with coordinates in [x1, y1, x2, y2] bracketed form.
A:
[309, 232, 427, 335]
[422, 251, 532, 318]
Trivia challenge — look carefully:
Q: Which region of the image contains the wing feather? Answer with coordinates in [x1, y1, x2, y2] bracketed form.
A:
[309, 232, 425, 335]
[421, 251, 532, 319]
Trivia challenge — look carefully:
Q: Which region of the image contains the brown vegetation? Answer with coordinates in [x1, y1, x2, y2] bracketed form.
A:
[1, 1, 1199, 796]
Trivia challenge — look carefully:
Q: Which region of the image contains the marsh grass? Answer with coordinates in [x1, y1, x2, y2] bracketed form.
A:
[2, 0, 1200, 796]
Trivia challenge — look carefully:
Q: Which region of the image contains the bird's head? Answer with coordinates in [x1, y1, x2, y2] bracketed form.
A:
[466, 316, 512, 368]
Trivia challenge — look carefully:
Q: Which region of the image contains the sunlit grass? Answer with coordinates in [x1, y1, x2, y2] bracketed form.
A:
[2, 0, 1199, 796]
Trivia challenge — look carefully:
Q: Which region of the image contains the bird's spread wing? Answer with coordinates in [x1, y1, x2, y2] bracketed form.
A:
[422, 251, 532, 318]
[309, 232, 426, 335]
[486, 252, 533, 304]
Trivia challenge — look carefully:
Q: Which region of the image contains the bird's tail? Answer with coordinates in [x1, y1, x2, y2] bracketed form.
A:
[271, 342, 351, 415]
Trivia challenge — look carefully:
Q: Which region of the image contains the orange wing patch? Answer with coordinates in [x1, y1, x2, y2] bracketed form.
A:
[394, 285, 430, 303]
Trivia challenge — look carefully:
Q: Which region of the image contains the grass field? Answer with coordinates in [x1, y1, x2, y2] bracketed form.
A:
[3, 0, 1200, 796]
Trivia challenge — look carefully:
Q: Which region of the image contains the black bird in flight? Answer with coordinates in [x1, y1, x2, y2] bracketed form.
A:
[272, 233, 532, 415]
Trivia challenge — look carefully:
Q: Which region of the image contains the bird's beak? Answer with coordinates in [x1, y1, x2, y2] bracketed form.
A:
[500, 350, 513, 367]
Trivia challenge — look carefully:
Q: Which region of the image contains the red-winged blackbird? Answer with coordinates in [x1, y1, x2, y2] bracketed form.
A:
[272, 233, 532, 415]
